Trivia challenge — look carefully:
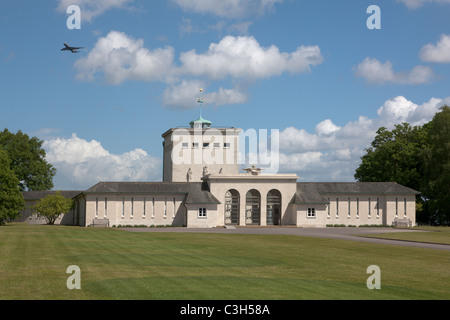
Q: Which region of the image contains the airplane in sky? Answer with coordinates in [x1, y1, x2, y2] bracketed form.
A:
[61, 43, 84, 53]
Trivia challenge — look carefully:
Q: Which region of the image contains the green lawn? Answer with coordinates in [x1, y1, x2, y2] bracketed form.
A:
[360, 226, 450, 245]
[0, 224, 449, 300]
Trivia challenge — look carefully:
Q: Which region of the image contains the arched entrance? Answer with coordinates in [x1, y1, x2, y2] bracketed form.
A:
[225, 189, 240, 225]
[267, 190, 281, 225]
[246, 189, 261, 225]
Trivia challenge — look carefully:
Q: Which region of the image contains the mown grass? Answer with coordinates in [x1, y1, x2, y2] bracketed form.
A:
[360, 226, 450, 245]
[0, 223, 449, 300]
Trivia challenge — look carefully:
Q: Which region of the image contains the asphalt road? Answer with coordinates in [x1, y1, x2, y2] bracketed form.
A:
[123, 226, 450, 251]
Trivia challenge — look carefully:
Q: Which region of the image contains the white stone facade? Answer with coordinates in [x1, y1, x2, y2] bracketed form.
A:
[20, 120, 419, 228]
[296, 194, 417, 228]
[162, 127, 241, 183]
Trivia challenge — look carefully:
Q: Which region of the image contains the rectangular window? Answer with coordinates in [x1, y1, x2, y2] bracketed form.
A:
[182, 142, 189, 149]
[368, 198, 371, 218]
[395, 198, 398, 217]
[356, 198, 359, 218]
[143, 198, 146, 218]
[213, 142, 220, 148]
[224, 142, 231, 148]
[203, 142, 210, 148]
[376, 198, 380, 218]
[95, 198, 98, 218]
[122, 198, 125, 218]
[336, 198, 339, 217]
[104, 198, 107, 218]
[348, 198, 351, 218]
[327, 198, 330, 218]
[173, 198, 176, 218]
[192, 142, 199, 149]
[152, 198, 155, 219]
[164, 198, 167, 218]
[198, 208, 207, 218]
[307, 208, 316, 218]
[404, 198, 407, 217]
[131, 198, 134, 218]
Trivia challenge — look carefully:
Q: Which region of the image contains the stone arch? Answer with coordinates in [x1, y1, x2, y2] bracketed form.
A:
[245, 189, 261, 225]
[225, 189, 240, 225]
[267, 189, 281, 225]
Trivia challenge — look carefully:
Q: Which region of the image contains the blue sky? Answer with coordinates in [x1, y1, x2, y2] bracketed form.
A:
[1, 0, 449, 190]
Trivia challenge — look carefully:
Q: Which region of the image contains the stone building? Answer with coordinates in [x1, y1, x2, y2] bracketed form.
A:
[20, 117, 419, 228]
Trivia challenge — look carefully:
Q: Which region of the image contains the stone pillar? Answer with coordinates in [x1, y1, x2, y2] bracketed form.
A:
[260, 194, 267, 226]
[239, 196, 246, 226]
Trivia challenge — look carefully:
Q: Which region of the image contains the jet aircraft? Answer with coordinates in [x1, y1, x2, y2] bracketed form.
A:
[61, 43, 84, 53]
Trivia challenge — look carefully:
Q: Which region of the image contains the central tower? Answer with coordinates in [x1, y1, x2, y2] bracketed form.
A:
[162, 89, 242, 182]
[162, 118, 242, 182]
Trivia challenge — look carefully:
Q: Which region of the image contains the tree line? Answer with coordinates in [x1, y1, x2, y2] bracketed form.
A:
[355, 106, 450, 225]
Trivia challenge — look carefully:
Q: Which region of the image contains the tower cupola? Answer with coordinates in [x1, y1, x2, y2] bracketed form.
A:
[190, 116, 212, 129]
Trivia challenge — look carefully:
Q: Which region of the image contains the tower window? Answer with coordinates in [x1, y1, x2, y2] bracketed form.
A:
[203, 143, 210, 148]
[192, 142, 199, 149]
[224, 143, 231, 148]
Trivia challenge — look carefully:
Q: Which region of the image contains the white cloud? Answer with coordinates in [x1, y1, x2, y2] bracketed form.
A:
[162, 79, 206, 109]
[397, 0, 450, 9]
[420, 34, 450, 63]
[377, 95, 450, 126]
[162, 80, 248, 108]
[56, 0, 134, 22]
[77, 32, 323, 84]
[279, 152, 323, 171]
[75, 31, 175, 85]
[179, 36, 323, 80]
[44, 134, 161, 190]
[170, 0, 283, 18]
[75, 32, 323, 108]
[206, 87, 248, 106]
[277, 96, 449, 181]
[279, 127, 325, 153]
[315, 119, 341, 136]
[354, 57, 435, 85]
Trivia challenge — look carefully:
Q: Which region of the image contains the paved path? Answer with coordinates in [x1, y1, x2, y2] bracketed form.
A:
[123, 227, 450, 251]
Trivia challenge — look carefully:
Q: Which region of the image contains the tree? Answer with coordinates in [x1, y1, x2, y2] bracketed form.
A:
[0, 129, 56, 191]
[33, 192, 74, 225]
[421, 106, 450, 225]
[355, 108, 450, 225]
[0, 150, 25, 225]
[354, 122, 429, 192]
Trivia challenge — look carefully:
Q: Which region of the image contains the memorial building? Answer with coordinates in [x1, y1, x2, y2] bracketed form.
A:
[21, 116, 419, 228]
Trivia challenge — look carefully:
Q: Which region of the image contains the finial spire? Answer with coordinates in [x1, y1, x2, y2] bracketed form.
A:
[197, 88, 204, 118]
[190, 88, 212, 129]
